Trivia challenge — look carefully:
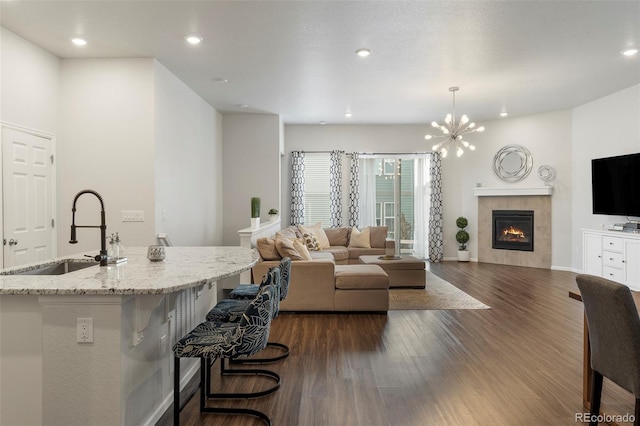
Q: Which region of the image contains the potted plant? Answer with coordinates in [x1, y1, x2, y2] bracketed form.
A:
[251, 197, 261, 228]
[456, 216, 470, 262]
[268, 208, 279, 221]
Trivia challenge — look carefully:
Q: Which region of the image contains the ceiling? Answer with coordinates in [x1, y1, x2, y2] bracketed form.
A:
[1, 1, 638, 125]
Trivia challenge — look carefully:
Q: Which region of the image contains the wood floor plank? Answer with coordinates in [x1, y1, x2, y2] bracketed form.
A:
[170, 261, 637, 425]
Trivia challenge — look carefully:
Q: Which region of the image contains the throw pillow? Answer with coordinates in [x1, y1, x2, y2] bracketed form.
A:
[275, 232, 304, 261]
[369, 226, 389, 248]
[292, 238, 312, 260]
[324, 227, 349, 247]
[298, 222, 331, 250]
[349, 227, 371, 248]
[256, 237, 282, 261]
[302, 233, 320, 251]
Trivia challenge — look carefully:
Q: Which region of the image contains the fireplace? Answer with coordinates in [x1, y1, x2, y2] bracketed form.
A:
[492, 210, 534, 251]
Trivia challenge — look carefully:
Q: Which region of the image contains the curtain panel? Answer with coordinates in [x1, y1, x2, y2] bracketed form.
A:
[428, 152, 444, 262]
[329, 150, 343, 227]
[348, 152, 360, 227]
[290, 151, 305, 226]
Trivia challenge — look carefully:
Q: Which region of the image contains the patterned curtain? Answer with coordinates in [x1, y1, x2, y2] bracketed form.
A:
[329, 150, 343, 227]
[348, 152, 360, 227]
[290, 151, 305, 225]
[428, 152, 444, 262]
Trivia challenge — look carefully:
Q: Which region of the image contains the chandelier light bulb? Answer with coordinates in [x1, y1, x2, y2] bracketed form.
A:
[426, 86, 484, 158]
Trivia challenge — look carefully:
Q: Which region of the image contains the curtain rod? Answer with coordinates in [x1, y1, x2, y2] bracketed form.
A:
[292, 150, 430, 155]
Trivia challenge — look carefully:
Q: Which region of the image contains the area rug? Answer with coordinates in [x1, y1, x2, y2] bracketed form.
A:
[389, 270, 490, 310]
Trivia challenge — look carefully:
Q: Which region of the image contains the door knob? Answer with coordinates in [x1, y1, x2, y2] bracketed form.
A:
[8, 239, 18, 246]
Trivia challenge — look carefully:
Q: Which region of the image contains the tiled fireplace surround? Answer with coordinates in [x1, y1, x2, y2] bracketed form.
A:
[477, 194, 551, 269]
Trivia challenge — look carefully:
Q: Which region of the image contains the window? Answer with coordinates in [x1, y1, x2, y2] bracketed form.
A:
[303, 154, 331, 225]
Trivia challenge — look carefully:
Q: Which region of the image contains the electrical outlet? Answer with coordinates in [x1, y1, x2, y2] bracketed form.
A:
[77, 318, 94, 343]
[122, 210, 144, 222]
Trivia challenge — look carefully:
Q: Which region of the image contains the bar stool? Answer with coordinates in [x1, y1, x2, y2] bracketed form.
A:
[209, 257, 291, 363]
[173, 276, 277, 425]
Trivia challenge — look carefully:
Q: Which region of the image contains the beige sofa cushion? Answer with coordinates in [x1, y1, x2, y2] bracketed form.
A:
[370, 226, 389, 248]
[293, 238, 312, 260]
[334, 265, 389, 290]
[349, 227, 371, 248]
[322, 246, 349, 263]
[256, 237, 281, 261]
[324, 227, 349, 246]
[275, 232, 305, 260]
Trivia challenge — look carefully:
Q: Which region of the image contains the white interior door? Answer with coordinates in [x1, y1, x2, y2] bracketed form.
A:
[2, 126, 56, 268]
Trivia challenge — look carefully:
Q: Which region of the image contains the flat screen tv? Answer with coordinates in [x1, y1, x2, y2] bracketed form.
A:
[592, 153, 640, 217]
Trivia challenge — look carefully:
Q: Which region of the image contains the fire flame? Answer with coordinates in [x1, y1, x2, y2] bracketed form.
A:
[502, 226, 525, 240]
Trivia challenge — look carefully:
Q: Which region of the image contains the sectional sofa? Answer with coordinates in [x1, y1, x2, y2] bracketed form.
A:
[251, 225, 393, 312]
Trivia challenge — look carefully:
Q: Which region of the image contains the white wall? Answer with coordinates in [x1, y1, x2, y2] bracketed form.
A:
[0, 27, 59, 426]
[284, 112, 574, 268]
[222, 114, 281, 245]
[1, 27, 60, 133]
[446, 109, 573, 269]
[571, 84, 640, 270]
[58, 58, 157, 256]
[154, 61, 223, 246]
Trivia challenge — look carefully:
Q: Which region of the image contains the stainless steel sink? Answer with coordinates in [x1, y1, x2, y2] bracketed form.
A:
[5, 260, 98, 276]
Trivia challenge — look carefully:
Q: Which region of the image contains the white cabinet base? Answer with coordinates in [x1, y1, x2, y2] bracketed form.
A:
[583, 229, 640, 291]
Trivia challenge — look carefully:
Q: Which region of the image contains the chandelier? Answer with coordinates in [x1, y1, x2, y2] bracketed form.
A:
[425, 86, 485, 158]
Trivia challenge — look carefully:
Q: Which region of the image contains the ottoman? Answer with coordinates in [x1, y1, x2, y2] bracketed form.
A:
[334, 265, 389, 312]
[359, 255, 426, 289]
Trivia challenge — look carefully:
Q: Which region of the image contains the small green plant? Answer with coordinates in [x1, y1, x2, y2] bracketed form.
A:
[251, 197, 261, 218]
[455, 216, 470, 250]
[268, 208, 278, 215]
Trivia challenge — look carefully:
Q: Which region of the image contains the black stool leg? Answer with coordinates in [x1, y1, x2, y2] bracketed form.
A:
[590, 370, 603, 426]
[206, 357, 281, 399]
[173, 357, 180, 426]
[230, 341, 290, 364]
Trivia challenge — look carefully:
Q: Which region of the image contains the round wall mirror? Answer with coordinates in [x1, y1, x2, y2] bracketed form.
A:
[493, 145, 533, 182]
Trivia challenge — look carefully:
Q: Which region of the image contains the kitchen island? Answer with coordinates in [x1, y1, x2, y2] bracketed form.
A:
[0, 246, 259, 426]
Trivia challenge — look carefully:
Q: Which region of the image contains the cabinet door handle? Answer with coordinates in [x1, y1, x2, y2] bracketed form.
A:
[597, 255, 602, 258]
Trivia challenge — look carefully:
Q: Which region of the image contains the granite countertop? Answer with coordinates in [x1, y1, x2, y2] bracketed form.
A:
[0, 246, 259, 295]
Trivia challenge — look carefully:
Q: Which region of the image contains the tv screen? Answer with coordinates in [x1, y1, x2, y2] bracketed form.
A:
[592, 153, 640, 217]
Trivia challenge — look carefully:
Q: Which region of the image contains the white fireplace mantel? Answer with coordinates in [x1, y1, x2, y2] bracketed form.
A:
[473, 187, 553, 197]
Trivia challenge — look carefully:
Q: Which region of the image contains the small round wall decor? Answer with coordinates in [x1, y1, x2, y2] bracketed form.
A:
[493, 145, 533, 182]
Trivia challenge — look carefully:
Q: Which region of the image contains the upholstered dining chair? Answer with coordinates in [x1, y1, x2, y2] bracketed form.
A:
[173, 278, 277, 426]
[576, 274, 640, 426]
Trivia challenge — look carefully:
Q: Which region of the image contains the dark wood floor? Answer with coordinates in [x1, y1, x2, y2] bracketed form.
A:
[174, 262, 636, 425]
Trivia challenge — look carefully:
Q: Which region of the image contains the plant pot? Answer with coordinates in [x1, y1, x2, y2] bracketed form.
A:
[251, 217, 260, 229]
[457, 250, 470, 262]
[269, 214, 278, 222]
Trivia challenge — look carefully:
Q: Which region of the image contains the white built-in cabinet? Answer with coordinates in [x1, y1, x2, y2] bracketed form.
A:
[582, 229, 640, 291]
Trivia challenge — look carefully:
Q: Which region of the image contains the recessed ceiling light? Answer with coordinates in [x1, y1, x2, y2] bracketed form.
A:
[500, 112, 509, 117]
[356, 48, 371, 58]
[185, 35, 203, 45]
[235, 104, 248, 108]
[320, 121, 327, 125]
[345, 112, 353, 118]
[212, 77, 228, 83]
[71, 38, 87, 46]
[622, 48, 638, 56]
